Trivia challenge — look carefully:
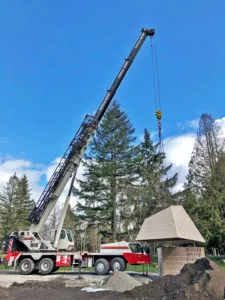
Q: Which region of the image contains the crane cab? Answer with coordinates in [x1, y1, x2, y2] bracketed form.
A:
[52, 229, 74, 251]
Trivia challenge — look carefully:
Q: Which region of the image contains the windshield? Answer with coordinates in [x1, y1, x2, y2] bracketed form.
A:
[59, 230, 66, 239]
[129, 243, 143, 253]
[67, 230, 73, 242]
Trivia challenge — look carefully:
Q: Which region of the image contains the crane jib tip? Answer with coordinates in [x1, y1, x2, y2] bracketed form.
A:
[141, 28, 155, 36]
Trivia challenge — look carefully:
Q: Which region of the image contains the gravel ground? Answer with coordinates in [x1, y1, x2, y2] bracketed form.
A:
[0, 280, 124, 300]
[0, 270, 154, 300]
[0, 259, 223, 300]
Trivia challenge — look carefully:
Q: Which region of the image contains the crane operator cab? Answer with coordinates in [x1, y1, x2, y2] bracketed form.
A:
[51, 229, 74, 251]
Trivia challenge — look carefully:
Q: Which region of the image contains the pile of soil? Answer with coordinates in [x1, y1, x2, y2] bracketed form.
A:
[123, 257, 225, 300]
[99, 271, 142, 292]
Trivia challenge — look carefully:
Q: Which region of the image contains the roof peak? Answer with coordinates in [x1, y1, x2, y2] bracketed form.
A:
[136, 205, 205, 244]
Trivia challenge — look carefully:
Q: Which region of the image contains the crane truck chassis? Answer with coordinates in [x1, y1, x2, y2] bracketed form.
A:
[4, 239, 150, 275]
[3, 28, 155, 275]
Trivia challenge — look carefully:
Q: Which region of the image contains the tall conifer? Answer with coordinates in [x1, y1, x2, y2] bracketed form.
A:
[76, 101, 137, 241]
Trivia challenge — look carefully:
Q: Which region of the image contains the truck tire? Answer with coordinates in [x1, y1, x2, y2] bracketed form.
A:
[38, 258, 54, 275]
[19, 258, 35, 275]
[94, 258, 110, 275]
[110, 257, 126, 272]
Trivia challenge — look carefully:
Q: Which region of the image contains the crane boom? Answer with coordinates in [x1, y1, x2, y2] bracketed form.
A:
[28, 28, 155, 234]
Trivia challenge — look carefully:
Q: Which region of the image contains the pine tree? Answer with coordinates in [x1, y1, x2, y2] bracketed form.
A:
[48, 207, 59, 230]
[198, 153, 225, 252]
[64, 204, 79, 232]
[14, 175, 35, 230]
[0, 174, 19, 239]
[0, 174, 35, 240]
[40, 207, 60, 240]
[133, 129, 177, 233]
[75, 101, 138, 241]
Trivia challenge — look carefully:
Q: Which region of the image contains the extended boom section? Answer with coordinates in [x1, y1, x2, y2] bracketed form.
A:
[28, 115, 98, 230]
[95, 28, 154, 121]
[28, 28, 155, 235]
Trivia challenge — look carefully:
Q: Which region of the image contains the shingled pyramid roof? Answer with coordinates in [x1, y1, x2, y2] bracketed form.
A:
[136, 205, 205, 243]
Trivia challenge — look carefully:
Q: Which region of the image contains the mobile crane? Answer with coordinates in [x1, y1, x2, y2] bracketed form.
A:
[3, 28, 155, 275]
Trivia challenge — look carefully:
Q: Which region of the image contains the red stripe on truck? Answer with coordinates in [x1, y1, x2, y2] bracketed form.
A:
[101, 246, 129, 249]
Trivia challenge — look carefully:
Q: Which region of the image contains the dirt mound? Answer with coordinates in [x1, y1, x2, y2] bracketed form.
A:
[100, 271, 142, 292]
[123, 258, 225, 299]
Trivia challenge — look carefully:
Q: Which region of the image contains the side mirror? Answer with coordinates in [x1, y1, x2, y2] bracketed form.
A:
[145, 247, 150, 255]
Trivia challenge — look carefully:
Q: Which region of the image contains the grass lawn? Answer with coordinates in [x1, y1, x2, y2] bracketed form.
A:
[126, 263, 158, 273]
[208, 255, 225, 271]
[125, 255, 158, 273]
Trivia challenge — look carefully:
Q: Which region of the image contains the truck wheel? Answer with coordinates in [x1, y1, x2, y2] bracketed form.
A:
[38, 258, 54, 275]
[94, 258, 110, 275]
[19, 258, 35, 275]
[110, 257, 126, 272]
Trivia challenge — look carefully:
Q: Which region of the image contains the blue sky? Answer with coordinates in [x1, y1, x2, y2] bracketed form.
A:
[0, 1, 225, 197]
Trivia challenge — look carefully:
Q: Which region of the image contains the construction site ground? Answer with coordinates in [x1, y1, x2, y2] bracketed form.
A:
[0, 269, 157, 300]
[0, 258, 224, 300]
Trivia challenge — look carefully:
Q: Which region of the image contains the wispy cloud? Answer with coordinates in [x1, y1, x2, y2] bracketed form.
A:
[185, 119, 199, 129]
[177, 119, 199, 132]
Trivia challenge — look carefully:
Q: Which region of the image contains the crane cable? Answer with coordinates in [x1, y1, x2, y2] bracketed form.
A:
[150, 36, 164, 154]
[150, 36, 168, 203]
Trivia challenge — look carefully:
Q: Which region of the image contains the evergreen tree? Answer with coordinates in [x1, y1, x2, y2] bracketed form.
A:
[0, 174, 19, 239]
[40, 206, 60, 240]
[133, 129, 177, 233]
[183, 113, 225, 253]
[14, 175, 35, 230]
[64, 204, 79, 233]
[186, 114, 223, 196]
[195, 154, 225, 252]
[48, 206, 59, 230]
[0, 174, 35, 240]
[75, 101, 138, 241]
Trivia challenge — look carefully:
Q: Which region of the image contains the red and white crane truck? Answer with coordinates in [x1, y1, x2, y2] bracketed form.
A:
[3, 28, 155, 275]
